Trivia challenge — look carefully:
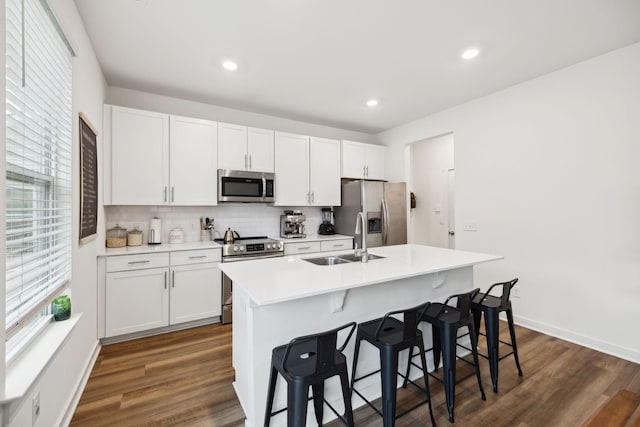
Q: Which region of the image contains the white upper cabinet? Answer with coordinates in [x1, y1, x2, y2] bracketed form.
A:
[274, 132, 309, 206]
[309, 137, 341, 206]
[105, 105, 217, 206]
[169, 115, 218, 205]
[248, 127, 275, 173]
[275, 133, 340, 206]
[218, 123, 274, 173]
[109, 106, 169, 205]
[341, 140, 386, 180]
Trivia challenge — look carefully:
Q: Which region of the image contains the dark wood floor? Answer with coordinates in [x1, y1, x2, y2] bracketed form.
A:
[71, 322, 640, 426]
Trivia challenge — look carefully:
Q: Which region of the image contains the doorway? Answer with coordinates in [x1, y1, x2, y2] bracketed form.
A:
[408, 133, 455, 248]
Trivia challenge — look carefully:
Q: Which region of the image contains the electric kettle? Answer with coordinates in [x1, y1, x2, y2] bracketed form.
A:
[223, 228, 240, 243]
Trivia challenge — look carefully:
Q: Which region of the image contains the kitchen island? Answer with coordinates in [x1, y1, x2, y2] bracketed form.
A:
[220, 244, 502, 427]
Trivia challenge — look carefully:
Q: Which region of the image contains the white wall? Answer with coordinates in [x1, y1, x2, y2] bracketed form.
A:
[378, 42, 640, 363]
[409, 134, 454, 247]
[1, 0, 107, 425]
[107, 87, 378, 144]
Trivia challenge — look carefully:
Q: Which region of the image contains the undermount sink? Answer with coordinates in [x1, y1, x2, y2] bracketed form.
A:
[304, 256, 351, 266]
[336, 253, 386, 262]
[303, 253, 386, 266]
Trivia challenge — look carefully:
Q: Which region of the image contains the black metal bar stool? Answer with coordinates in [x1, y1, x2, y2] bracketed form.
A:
[350, 303, 436, 427]
[471, 278, 523, 393]
[264, 322, 357, 427]
[404, 289, 485, 423]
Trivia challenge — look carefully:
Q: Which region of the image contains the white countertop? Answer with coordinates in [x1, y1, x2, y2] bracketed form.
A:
[98, 240, 222, 257]
[219, 244, 502, 307]
[279, 233, 353, 243]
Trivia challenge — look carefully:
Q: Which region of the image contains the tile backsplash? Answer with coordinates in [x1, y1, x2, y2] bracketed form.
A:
[105, 204, 324, 243]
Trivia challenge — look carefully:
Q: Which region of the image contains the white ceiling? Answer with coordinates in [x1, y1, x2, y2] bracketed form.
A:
[74, 0, 640, 134]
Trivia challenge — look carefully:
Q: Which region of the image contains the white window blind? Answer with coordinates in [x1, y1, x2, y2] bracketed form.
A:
[5, 0, 73, 340]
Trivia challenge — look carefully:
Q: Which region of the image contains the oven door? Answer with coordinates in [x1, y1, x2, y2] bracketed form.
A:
[218, 169, 275, 203]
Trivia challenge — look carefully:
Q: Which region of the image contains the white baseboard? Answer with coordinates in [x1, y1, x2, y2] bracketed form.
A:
[513, 314, 640, 364]
[57, 341, 101, 427]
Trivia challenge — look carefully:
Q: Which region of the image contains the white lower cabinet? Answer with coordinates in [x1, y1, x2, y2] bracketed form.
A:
[106, 267, 169, 337]
[104, 249, 221, 338]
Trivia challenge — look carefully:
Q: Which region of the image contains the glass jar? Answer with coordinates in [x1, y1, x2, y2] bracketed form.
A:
[127, 226, 143, 246]
[106, 224, 127, 248]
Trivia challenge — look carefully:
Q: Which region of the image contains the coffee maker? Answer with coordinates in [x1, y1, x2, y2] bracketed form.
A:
[280, 210, 306, 238]
[318, 207, 336, 235]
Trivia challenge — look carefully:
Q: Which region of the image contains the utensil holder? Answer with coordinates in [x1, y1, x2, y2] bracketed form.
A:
[200, 229, 213, 241]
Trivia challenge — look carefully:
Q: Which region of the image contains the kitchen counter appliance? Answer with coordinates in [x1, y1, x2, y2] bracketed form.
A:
[318, 207, 336, 235]
[335, 180, 407, 248]
[280, 210, 306, 238]
[217, 235, 284, 323]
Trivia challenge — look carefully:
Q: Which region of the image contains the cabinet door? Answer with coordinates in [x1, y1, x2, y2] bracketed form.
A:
[105, 267, 169, 337]
[169, 116, 218, 205]
[247, 127, 274, 172]
[365, 144, 386, 180]
[111, 106, 169, 205]
[309, 137, 341, 206]
[274, 132, 310, 206]
[218, 122, 248, 171]
[170, 263, 222, 325]
[341, 140, 366, 179]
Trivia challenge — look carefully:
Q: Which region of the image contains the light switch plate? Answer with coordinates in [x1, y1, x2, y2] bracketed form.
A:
[463, 222, 479, 231]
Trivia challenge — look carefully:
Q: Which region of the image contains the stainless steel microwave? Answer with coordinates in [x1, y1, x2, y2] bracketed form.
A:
[218, 169, 275, 203]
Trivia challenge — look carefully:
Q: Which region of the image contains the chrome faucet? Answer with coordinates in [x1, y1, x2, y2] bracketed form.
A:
[354, 212, 368, 263]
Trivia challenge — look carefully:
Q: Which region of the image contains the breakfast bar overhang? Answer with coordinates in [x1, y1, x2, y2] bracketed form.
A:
[219, 244, 502, 427]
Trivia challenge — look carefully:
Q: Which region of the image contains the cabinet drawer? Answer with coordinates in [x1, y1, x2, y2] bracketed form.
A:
[171, 249, 221, 265]
[284, 241, 321, 255]
[106, 252, 169, 273]
[320, 239, 353, 252]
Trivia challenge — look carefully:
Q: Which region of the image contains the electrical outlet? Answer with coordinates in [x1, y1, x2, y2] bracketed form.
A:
[32, 392, 40, 425]
[513, 286, 521, 298]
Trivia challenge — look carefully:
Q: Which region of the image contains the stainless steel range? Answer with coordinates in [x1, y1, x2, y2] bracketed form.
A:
[217, 236, 284, 324]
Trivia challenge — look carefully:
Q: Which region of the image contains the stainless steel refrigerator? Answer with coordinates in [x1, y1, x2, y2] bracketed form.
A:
[334, 180, 407, 248]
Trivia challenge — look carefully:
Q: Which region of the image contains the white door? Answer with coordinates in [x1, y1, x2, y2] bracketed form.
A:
[447, 169, 456, 249]
[111, 106, 169, 205]
[247, 127, 274, 172]
[274, 132, 310, 205]
[340, 140, 365, 179]
[309, 137, 341, 206]
[105, 268, 169, 337]
[218, 122, 248, 171]
[170, 263, 222, 325]
[169, 116, 218, 205]
[365, 144, 386, 180]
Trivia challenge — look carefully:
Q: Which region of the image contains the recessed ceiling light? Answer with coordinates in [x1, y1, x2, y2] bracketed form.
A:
[222, 60, 238, 71]
[461, 48, 479, 60]
[366, 99, 378, 107]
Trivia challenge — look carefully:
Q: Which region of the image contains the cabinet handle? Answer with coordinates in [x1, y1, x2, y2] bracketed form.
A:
[164, 272, 167, 289]
[172, 270, 175, 288]
[249, 155, 252, 170]
[298, 246, 311, 250]
[127, 260, 150, 265]
[164, 186, 168, 202]
[333, 244, 345, 248]
[171, 187, 174, 202]
[312, 192, 315, 203]
[188, 255, 207, 259]
[244, 154, 248, 169]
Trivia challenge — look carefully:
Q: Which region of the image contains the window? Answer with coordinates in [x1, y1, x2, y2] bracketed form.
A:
[5, 0, 73, 345]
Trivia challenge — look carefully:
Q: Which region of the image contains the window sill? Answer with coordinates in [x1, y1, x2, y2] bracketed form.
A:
[1, 313, 81, 405]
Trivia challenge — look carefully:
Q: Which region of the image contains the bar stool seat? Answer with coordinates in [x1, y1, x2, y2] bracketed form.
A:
[264, 322, 356, 427]
[405, 289, 485, 423]
[351, 303, 436, 427]
[471, 278, 523, 393]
